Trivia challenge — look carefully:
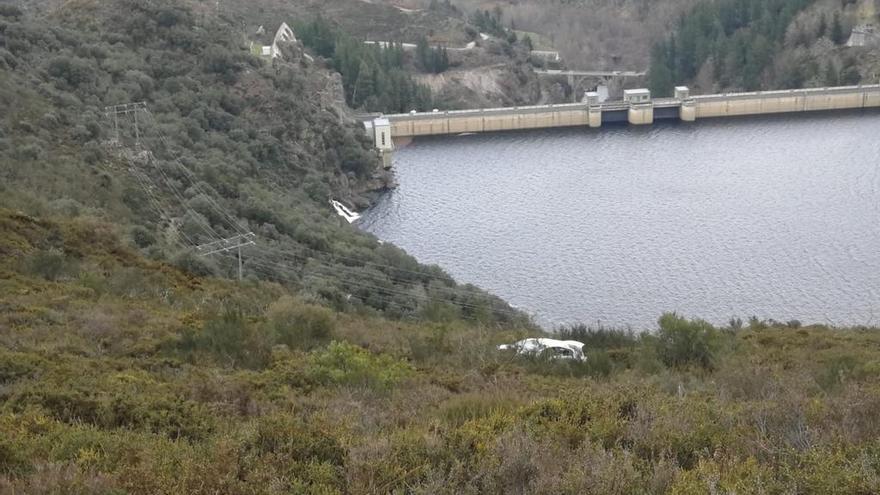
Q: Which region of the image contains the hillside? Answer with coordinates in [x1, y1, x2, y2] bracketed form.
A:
[0, 0, 521, 323]
[3, 210, 880, 493]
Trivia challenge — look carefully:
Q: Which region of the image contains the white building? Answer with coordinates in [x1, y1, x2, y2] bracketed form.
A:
[623, 88, 651, 104]
[262, 22, 298, 59]
[371, 118, 392, 151]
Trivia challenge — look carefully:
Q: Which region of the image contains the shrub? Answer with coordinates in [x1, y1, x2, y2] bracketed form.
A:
[655, 313, 720, 370]
[0, 438, 29, 476]
[26, 248, 77, 281]
[267, 296, 334, 351]
[188, 309, 272, 369]
[46, 55, 95, 87]
[0, 350, 40, 384]
[251, 414, 346, 466]
[172, 251, 218, 277]
[556, 324, 639, 349]
[307, 341, 412, 390]
[0, 5, 23, 19]
[130, 226, 155, 248]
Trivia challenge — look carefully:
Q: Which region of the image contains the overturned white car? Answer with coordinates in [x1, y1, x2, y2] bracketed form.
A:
[497, 338, 587, 361]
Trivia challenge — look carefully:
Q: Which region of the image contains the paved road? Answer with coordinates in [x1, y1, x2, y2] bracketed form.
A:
[535, 69, 646, 77]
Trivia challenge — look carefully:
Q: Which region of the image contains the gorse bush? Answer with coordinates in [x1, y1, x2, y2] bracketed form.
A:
[182, 309, 272, 369]
[26, 248, 77, 281]
[267, 296, 335, 351]
[556, 324, 640, 349]
[655, 313, 720, 370]
[307, 341, 412, 390]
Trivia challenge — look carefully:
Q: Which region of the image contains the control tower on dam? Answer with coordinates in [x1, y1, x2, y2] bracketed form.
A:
[364, 85, 880, 151]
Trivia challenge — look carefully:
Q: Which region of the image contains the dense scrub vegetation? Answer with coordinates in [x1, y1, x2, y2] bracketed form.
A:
[5, 1, 880, 492]
[296, 17, 435, 112]
[3, 210, 880, 493]
[0, 0, 518, 324]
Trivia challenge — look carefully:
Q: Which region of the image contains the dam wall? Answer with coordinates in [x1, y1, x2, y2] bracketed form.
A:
[692, 86, 880, 118]
[388, 103, 592, 138]
[367, 84, 880, 150]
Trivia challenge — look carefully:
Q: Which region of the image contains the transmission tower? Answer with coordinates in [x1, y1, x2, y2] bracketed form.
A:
[104, 102, 256, 281]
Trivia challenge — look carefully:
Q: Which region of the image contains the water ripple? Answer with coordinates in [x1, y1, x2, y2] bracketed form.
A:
[360, 112, 880, 329]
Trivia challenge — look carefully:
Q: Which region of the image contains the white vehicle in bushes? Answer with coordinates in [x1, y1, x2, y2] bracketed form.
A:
[497, 338, 587, 361]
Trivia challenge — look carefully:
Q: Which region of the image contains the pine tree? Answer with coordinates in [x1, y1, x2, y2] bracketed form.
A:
[415, 36, 431, 72]
[817, 13, 827, 38]
[831, 13, 845, 45]
[824, 61, 838, 86]
[649, 43, 675, 96]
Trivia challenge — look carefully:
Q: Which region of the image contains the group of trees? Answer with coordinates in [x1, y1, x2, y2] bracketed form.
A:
[297, 18, 434, 113]
[415, 36, 450, 74]
[817, 12, 848, 44]
[470, 7, 506, 38]
[648, 0, 858, 95]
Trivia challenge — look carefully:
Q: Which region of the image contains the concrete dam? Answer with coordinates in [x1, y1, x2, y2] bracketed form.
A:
[364, 85, 880, 151]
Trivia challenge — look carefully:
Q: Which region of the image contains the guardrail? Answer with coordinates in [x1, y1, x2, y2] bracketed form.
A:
[692, 84, 880, 102]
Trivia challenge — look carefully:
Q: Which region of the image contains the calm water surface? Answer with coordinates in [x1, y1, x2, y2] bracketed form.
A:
[358, 112, 880, 329]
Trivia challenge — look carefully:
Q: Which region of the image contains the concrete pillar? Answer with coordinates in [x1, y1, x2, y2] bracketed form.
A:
[373, 118, 393, 151]
[674, 86, 690, 100]
[680, 100, 696, 122]
[588, 107, 602, 128]
[628, 104, 654, 125]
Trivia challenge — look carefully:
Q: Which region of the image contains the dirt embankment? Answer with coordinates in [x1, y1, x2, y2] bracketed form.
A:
[415, 63, 568, 108]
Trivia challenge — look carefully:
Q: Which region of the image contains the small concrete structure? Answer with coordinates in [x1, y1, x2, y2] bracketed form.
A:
[584, 92, 603, 128]
[623, 88, 651, 104]
[624, 88, 653, 125]
[530, 50, 562, 62]
[674, 86, 690, 100]
[847, 24, 878, 47]
[676, 86, 696, 122]
[680, 99, 696, 122]
[371, 118, 392, 151]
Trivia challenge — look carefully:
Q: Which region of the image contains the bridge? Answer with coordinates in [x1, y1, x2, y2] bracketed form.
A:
[535, 69, 647, 102]
[364, 85, 880, 151]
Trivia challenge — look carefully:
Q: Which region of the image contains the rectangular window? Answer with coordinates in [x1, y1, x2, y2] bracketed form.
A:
[381, 133, 386, 146]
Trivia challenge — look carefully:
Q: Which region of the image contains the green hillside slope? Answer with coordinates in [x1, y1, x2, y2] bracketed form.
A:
[0, 0, 520, 324]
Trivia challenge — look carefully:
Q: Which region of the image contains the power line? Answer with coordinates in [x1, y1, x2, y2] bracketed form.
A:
[216, 252, 528, 321]
[105, 103, 256, 279]
[102, 103, 528, 321]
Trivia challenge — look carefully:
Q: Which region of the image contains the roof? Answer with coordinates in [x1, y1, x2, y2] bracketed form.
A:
[624, 88, 650, 95]
[373, 117, 390, 127]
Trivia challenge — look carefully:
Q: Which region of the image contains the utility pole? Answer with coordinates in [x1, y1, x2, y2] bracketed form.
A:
[104, 102, 147, 147]
[196, 233, 257, 282]
[105, 101, 257, 282]
[238, 246, 243, 281]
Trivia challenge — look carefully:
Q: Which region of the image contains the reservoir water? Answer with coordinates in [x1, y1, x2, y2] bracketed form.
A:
[358, 112, 880, 329]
